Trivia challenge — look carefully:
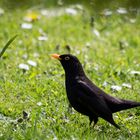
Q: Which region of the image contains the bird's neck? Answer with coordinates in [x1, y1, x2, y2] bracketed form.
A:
[65, 68, 86, 81]
[63, 62, 86, 82]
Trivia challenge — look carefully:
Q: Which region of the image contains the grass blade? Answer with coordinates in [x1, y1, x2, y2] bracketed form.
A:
[0, 35, 18, 58]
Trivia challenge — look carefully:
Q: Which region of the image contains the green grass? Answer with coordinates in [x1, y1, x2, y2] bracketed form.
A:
[0, 2, 140, 139]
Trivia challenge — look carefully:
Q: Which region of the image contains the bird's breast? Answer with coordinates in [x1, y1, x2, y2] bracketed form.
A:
[65, 79, 78, 100]
[65, 79, 92, 116]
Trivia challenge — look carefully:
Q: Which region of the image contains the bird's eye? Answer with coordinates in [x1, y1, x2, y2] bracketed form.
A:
[64, 56, 70, 60]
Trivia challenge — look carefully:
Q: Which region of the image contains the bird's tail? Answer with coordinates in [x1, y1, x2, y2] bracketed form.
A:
[121, 99, 140, 110]
[112, 99, 140, 113]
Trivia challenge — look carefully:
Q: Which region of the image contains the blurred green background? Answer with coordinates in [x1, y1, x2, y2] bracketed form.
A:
[0, 0, 140, 139]
[1, 0, 140, 12]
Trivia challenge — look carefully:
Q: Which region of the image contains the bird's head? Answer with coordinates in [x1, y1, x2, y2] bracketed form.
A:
[51, 54, 85, 77]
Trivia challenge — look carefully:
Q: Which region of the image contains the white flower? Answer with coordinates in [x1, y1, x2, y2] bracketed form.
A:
[92, 29, 100, 37]
[85, 42, 91, 47]
[130, 19, 136, 23]
[117, 8, 127, 14]
[40, 9, 48, 16]
[125, 116, 133, 121]
[111, 85, 122, 91]
[122, 83, 132, 89]
[27, 60, 37, 67]
[130, 70, 140, 75]
[21, 23, 32, 29]
[38, 36, 48, 41]
[65, 8, 77, 15]
[19, 63, 29, 71]
[0, 8, 4, 16]
[37, 102, 42, 106]
[103, 9, 112, 16]
[33, 53, 39, 58]
[102, 81, 108, 87]
[22, 54, 28, 59]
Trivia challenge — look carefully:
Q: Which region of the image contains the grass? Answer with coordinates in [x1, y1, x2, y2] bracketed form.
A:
[0, 1, 140, 139]
[0, 35, 17, 58]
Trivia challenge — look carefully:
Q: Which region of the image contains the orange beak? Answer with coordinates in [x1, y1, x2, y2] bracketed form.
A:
[51, 54, 61, 60]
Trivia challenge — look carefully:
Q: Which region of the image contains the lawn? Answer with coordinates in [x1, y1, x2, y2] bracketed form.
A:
[0, 1, 140, 139]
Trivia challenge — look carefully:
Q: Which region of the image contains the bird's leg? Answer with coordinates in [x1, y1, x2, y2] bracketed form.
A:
[89, 116, 93, 126]
[108, 118, 120, 129]
[93, 117, 98, 128]
[89, 116, 98, 128]
[104, 114, 120, 129]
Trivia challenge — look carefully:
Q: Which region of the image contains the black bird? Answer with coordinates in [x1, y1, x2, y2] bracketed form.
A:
[51, 54, 140, 129]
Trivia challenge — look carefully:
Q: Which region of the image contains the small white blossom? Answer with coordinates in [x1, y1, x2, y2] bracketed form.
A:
[0, 8, 4, 16]
[37, 102, 42, 106]
[27, 60, 37, 67]
[65, 8, 77, 15]
[122, 83, 132, 89]
[19, 63, 29, 71]
[103, 9, 112, 16]
[130, 70, 140, 75]
[38, 36, 48, 41]
[130, 19, 136, 23]
[21, 23, 32, 29]
[85, 42, 91, 47]
[93, 29, 100, 37]
[117, 8, 127, 14]
[125, 116, 133, 121]
[102, 81, 108, 87]
[33, 53, 39, 58]
[111, 85, 122, 91]
[22, 54, 28, 59]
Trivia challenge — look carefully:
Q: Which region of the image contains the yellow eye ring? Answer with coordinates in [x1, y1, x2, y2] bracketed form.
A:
[65, 56, 70, 60]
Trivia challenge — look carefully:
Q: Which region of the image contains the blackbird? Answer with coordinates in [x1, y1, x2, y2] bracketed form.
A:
[51, 53, 140, 129]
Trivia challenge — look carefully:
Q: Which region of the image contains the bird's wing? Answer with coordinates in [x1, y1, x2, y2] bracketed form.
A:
[78, 80, 124, 113]
[76, 80, 113, 119]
